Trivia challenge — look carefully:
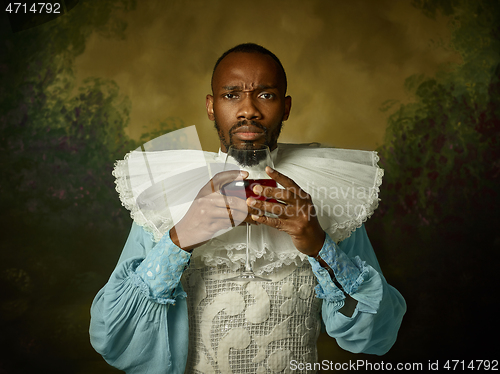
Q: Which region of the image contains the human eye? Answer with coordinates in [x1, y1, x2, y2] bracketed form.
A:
[258, 92, 275, 100]
[223, 92, 239, 99]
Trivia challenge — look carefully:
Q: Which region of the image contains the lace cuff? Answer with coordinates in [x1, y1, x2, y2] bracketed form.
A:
[308, 238, 344, 306]
[135, 231, 191, 304]
[308, 233, 368, 297]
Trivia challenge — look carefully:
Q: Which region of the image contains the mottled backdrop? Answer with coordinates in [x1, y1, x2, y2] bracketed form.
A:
[74, 0, 458, 150]
[1, 0, 499, 373]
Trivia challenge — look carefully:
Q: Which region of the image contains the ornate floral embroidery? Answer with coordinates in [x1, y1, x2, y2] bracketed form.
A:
[182, 263, 321, 373]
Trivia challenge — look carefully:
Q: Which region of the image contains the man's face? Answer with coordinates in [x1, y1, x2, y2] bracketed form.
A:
[206, 52, 292, 152]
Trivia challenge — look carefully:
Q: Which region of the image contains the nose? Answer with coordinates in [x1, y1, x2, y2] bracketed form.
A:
[237, 95, 262, 120]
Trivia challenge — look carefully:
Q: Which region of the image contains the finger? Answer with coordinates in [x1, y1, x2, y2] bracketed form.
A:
[253, 183, 293, 203]
[247, 197, 289, 218]
[247, 205, 263, 216]
[191, 196, 249, 226]
[250, 213, 284, 231]
[212, 193, 248, 209]
[193, 206, 247, 221]
[201, 189, 248, 209]
[265, 167, 299, 189]
[211, 170, 248, 192]
[221, 201, 249, 227]
[262, 167, 310, 200]
[210, 208, 249, 228]
[242, 213, 261, 225]
[228, 202, 264, 226]
[225, 193, 254, 215]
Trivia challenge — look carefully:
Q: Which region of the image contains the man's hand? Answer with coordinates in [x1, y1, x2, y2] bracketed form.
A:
[247, 167, 325, 256]
[171, 170, 259, 252]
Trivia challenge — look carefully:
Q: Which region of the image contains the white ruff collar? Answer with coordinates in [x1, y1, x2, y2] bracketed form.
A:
[113, 143, 383, 275]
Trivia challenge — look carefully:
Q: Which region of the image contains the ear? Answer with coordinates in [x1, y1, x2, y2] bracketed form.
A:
[206, 94, 215, 121]
[282, 95, 292, 121]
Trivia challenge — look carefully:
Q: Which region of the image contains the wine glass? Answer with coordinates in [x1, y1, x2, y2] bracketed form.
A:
[221, 144, 277, 282]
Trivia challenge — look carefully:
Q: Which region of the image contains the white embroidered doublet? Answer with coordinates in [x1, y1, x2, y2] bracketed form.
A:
[182, 263, 322, 374]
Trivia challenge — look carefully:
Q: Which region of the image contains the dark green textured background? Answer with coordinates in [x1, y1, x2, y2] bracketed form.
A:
[0, 0, 499, 372]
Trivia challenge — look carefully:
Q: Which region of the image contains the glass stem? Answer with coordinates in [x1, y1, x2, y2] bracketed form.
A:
[245, 222, 252, 273]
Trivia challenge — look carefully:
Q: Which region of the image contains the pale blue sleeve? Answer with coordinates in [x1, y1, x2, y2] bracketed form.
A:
[307, 225, 406, 355]
[89, 223, 190, 374]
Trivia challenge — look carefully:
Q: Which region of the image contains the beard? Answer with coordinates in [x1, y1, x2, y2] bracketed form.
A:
[230, 143, 265, 167]
[214, 118, 283, 150]
[214, 120, 283, 166]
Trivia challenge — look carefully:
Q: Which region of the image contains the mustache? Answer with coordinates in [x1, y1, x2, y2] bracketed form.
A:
[229, 120, 267, 135]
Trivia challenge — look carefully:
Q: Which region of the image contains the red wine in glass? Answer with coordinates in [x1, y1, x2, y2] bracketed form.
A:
[222, 179, 277, 202]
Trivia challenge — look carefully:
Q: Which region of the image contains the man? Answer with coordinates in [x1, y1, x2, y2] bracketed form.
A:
[90, 43, 406, 374]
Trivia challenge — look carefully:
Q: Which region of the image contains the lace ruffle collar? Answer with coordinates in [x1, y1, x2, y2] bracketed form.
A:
[113, 143, 383, 274]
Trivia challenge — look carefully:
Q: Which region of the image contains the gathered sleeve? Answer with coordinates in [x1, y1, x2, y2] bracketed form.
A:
[308, 225, 406, 355]
[89, 223, 190, 374]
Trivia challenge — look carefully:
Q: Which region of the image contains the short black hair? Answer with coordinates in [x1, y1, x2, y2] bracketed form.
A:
[211, 43, 287, 93]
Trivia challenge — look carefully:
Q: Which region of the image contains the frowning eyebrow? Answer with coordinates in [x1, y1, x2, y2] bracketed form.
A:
[222, 84, 278, 91]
